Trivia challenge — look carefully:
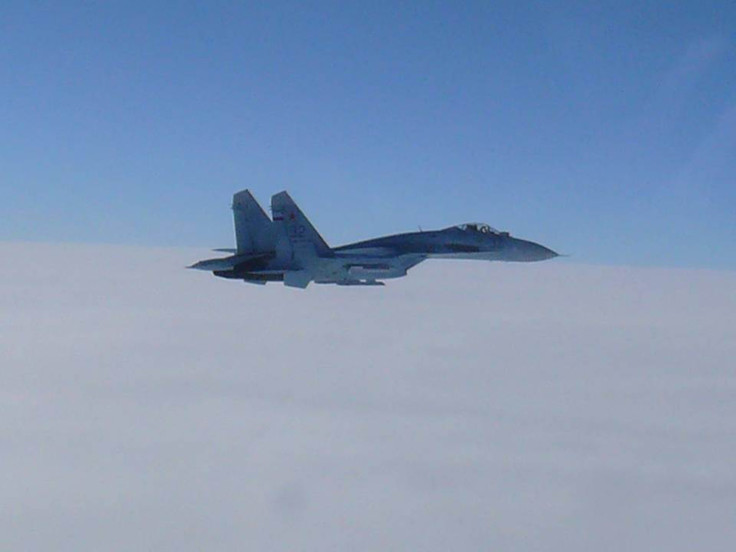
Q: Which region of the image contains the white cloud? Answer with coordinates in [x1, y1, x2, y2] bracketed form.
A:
[2, 243, 735, 550]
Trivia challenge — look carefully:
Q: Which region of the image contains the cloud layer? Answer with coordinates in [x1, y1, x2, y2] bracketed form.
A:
[2, 243, 735, 551]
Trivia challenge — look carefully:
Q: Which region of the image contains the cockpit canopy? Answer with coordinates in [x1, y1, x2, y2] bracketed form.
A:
[454, 223, 506, 235]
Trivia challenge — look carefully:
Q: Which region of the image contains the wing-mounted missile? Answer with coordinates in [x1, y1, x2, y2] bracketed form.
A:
[346, 264, 407, 280]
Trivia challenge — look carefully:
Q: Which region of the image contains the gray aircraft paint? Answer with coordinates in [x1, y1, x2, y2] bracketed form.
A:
[189, 190, 558, 288]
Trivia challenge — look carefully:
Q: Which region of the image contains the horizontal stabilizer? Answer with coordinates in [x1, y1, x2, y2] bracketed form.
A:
[187, 252, 272, 272]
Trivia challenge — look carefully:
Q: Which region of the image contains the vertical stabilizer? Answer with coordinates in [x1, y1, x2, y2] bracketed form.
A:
[232, 190, 274, 254]
[271, 191, 331, 255]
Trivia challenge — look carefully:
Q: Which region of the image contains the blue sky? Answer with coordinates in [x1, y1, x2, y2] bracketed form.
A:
[2, 1, 734, 269]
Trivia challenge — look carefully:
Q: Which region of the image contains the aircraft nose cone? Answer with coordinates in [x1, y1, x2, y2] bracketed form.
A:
[534, 243, 559, 261]
[512, 239, 558, 262]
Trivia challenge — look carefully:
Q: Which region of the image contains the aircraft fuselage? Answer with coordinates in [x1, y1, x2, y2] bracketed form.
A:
[189, 192, 558, 288]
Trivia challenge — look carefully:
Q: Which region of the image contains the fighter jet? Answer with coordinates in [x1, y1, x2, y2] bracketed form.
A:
[189, 189, 558, 288]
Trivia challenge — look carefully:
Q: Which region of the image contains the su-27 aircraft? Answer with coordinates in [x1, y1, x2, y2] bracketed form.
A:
[189, 189, 559, 288]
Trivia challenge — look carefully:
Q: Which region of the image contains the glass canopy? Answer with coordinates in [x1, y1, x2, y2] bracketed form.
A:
[454, 223, 500, 234]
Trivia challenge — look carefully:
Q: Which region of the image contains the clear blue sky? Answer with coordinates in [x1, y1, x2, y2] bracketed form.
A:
[2, 1, 734, 269]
